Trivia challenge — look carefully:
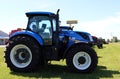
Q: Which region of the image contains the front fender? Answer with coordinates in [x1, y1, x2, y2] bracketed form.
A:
[10, 30, 44, 45]
[63, 42, 88, 59]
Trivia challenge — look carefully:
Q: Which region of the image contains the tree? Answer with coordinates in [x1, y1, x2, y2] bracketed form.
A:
[112, 36, 118, 42]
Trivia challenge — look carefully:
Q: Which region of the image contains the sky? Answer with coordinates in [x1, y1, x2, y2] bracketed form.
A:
[0, 0, 120, 39]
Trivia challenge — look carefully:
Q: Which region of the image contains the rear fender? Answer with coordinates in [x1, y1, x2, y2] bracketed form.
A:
[9, 30, 44, 45]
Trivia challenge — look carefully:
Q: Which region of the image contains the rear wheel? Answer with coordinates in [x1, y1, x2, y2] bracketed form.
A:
[4, 36, 41, 72]
[10, 44, 32, 68]
[66, 44, 98, 73]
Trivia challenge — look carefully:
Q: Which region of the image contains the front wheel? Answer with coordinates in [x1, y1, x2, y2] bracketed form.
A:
[66, 44, 98, 73]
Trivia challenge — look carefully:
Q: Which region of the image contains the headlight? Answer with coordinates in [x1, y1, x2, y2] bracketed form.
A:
[89, 35, 93, 42]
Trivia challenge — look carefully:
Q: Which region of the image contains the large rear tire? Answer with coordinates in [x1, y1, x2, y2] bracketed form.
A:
[4, 36, 41, 72]
[66, 44, 98, 73]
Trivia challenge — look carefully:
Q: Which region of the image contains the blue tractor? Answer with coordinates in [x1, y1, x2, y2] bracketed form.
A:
[4, 10, 98, 73]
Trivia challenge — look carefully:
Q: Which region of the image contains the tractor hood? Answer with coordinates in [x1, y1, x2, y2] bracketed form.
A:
[59, 26, 93, 42]
[75, 31, 93, 42]
[59, 30, 89, 43]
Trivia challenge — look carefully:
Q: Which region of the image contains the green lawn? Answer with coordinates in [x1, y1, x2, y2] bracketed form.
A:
[0, 43, 120, 79]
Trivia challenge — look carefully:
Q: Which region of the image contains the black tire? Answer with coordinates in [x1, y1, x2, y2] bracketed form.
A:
[66, 44, 98, 73]
[4, 36, 41, 72]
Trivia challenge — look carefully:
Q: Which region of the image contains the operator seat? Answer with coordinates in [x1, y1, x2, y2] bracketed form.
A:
[40, 24, 46, 33]
[40, 24, 50, 39]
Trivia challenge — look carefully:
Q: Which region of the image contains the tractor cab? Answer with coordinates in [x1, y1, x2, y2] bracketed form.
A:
[26, 11, 59, 46]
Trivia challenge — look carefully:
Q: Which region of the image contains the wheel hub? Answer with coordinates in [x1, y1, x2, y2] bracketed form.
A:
[73, 51, 92, 70]
[78, 56, 86, 65]
[15, 48, 30, 63]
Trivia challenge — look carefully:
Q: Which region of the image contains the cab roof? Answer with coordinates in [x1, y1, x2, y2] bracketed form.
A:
[26, 12, 55, 17]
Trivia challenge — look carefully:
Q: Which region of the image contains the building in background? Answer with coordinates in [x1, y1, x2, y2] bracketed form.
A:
[0, 30, 9, 45]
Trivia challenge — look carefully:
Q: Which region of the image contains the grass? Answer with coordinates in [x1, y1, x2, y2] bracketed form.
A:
[0, 43, 120, 79]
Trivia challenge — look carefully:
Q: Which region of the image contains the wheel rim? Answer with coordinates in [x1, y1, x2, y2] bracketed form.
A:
[10, 44, 32, 68]
[73, 51, 91, 70]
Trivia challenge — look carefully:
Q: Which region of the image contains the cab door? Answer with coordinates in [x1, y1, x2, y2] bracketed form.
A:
[38, 20, 52, 45]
